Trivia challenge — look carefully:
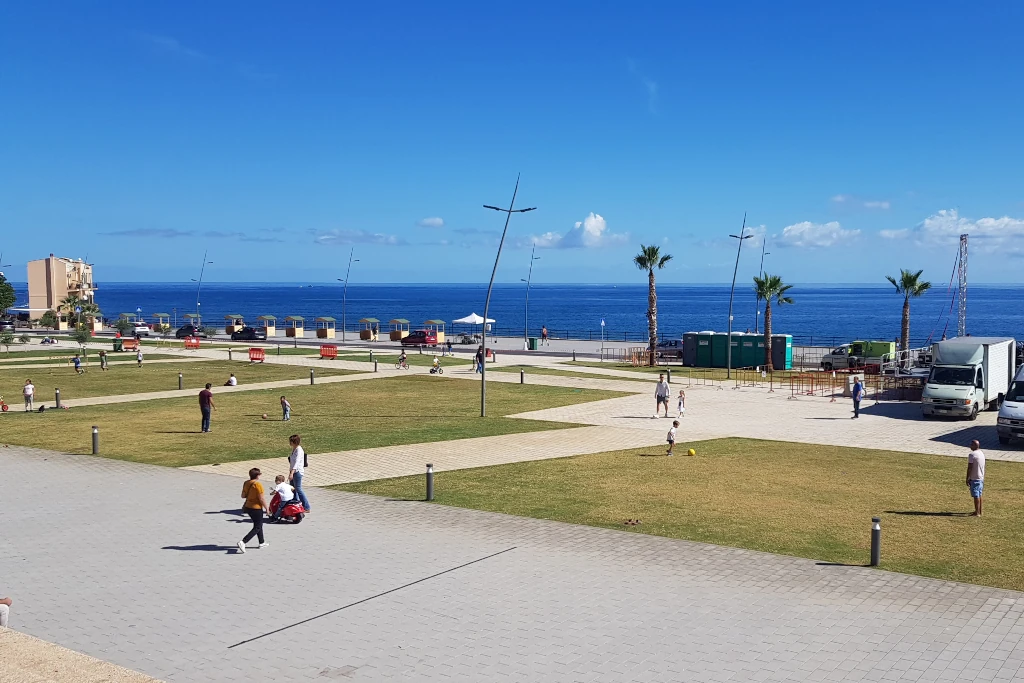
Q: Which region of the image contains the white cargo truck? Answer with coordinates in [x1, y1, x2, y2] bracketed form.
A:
[921, 337, 1015, 420]
[997, 365, 1024, 445]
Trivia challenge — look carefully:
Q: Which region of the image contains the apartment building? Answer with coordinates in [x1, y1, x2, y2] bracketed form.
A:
[27, 254, 97, 313]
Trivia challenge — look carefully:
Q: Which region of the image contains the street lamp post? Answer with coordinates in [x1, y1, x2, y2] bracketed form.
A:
[336, 248, 359, 344]
[727, 213, 752, 379]
[190, 251, 213, 327]
[481, 175, 536, 417]
[520, 244, 540, 349]
[754, 242, 770, 333]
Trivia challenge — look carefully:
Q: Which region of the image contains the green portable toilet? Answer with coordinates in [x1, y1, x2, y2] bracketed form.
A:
[710, 332, 728, 368]
[696, 331, 715, 367]
[739, 333, 758, 368]
[749, 334, 768, 368]
[771, 334, 793, 370]
[682, 332, 699, 366]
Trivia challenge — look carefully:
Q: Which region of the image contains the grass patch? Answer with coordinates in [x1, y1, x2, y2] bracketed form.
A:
[0, 354, 182, 366]
[0, 360, 355, 400]
[0, 376, 618, 467]
[335, 437, 1024, 592]
[569, 361, 802, 381]
[491, 365, 648, 383]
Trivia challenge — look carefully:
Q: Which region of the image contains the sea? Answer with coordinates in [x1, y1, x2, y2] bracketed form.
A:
[8, 282, 1024, 348]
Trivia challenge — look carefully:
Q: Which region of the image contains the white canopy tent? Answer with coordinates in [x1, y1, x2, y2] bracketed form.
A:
[452, 313, 495, 325]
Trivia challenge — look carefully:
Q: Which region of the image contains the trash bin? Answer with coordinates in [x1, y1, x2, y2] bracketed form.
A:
[113, 339, 123, 352]
[528, 337, 539, 351]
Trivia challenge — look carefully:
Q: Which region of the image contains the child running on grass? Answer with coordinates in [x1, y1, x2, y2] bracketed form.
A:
[73, 355, 84, 374]
[677, 389, 686, 418]
[666, 420, 679, 456]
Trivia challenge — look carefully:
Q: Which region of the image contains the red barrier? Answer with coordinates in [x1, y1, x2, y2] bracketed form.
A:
[320, 344, 338, 360]
[122, 339, 139, 352]
[249, 348, 265, 363]
[184, 337, 201, 350]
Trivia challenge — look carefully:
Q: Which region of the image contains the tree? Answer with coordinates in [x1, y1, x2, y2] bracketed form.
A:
[0, 273, 15, 314]
[18, 333, 30, 344]
[633, 245, 673, 366]
[70, 324, 91, 347]
[885, 269, 931, 352]
[113, 318, 134, 335]
[39, 310, 59, 329]
[0, 330, 13, 353]
[753, 274, 794, 371]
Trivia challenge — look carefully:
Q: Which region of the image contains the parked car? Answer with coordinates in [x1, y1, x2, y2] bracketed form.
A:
[0, 319, 15, 332]
[401, 329, 438, 347]
[656, 338, 683, 359]
[230, 326, 267, 341]
[175, 324, 209, 339]
[133, 324, 152, 337]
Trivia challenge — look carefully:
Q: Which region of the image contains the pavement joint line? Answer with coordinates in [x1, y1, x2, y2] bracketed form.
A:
[226, 545, 517, 649]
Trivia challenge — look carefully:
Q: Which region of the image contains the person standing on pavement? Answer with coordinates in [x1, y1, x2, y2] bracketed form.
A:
[287, 434, 310, 512]
[967, 439, 986, 517]
[23, 379, 34, 412]
[237, 468, 268, 553]
[541, 325, 549, 345]
[654, 373, 671, 418]
[199, 383, 215, 433]
[851, 376, 865, 419]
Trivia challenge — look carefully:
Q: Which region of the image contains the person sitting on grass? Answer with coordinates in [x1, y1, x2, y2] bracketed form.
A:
[225, 374, 238, 386]
[268, 474, 296, 521]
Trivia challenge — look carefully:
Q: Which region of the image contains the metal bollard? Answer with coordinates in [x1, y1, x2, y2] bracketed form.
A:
[426, 463, 434, 501]
[178, 373, 183, 390]
[92, 425, 99, 455]
[310, 369, 315, 385]
[573, 350, 576, 362]
[520, 368, 525, 384]
[370, 350, 374, 363]
[870, 517, 881, 566]
[277, 344, 281, 356]
[667, 368, 672, 383]
[294, 336, 297, 348]
[228, 348, 232, 361]
[55, 388, 61, 409]
[374, 359, 378, 372]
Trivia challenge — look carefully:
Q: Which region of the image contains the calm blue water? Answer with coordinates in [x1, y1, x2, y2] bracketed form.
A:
[9, 282, 1023, 347]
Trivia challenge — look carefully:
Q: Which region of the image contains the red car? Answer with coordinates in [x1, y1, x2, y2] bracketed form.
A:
[401, 330, 438, 346]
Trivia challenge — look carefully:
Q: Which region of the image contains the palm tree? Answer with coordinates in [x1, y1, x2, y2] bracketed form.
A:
[885, 269, 931, 352]
[753, 274, 793, 371]
[633, 245, 672, 366]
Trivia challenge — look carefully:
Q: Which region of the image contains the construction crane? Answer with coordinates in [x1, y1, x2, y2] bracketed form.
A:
[957, 234, 968, 337]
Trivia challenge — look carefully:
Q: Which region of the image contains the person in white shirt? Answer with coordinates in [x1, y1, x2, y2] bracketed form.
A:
[666, 420, 679, 456]
[654, 374, 671, 418]
[136, 348, 144, 368]
[269, 474, 296, 520]
[224, 374, 238, 386]
[966, 439, 986, 517]
[23, 379, 34, 412]
[288, 434, 310, 512]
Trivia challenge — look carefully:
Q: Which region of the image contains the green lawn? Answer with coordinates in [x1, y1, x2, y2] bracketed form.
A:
[0, 353, 182, 367]
[336, 437, 1024, 592]
[490, 364, 648, 383]
[0, 359, 355, 400]
[570, 361, 801, 382]
[0, 376, 618, 467]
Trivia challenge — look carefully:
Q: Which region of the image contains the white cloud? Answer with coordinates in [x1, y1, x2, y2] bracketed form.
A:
[526, 213, 628, 249]
[778, 221, 860, 248]
[135, 33, 207, 60]
[864, 200, 891, 210]
[830, 194, 852, 204]
[883, 209, 1024, 255]
[832, 194, 890, 210]
[314, 229, 403, 246]
[417, 217, 444, 228]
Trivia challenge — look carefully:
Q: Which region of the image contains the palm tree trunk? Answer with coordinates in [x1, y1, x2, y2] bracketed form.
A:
[901, 298, 910, 352]
[764, 301, 774, 372]
[647, 269, 657, 366]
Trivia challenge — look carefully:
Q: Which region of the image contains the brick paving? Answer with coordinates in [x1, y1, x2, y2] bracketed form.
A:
[4, 446, 1024, 682]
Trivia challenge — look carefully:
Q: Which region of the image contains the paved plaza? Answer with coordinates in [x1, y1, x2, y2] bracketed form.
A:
[6, 447, 1024, 682]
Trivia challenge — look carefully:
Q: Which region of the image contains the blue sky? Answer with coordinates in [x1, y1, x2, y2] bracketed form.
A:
[2, 2, 1022, 284]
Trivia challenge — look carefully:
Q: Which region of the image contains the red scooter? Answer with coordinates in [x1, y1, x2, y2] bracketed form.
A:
[268, 492, 305, 524]
[0, 395, 8, 412]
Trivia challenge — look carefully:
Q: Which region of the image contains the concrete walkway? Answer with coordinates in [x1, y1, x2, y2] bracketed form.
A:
[5, 446, 1024, 683]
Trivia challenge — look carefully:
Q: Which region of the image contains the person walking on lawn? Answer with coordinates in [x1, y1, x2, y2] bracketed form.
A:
[654, 373, 671, 418]
[136, 347, 144, 368]
[287, 434, 310, 512]
[237, 467, 269, 553]
[851, 376, 865, 419]
[199, 383, 215, 433]
[967, 439, 986, 517]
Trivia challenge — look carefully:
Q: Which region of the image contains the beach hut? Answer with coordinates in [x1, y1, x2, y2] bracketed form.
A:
[424, 320, 446, 344]
[284, 315, 305, 338]
[389, 318, 410, 341]
[119, 312, 140, 324]
[224, 315, 245, 334]
[359, 318, 380, 342]
[152, 313, 171, 333]
[316, 316, 337, 339]
[184, 313, 202, 328]
[258, 315, 277, 337]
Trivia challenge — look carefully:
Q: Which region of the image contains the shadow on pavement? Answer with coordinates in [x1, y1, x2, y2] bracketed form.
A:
[816, 562, 869, 567]
[856, 402, 927, 421]
[162, 544, 238, 552]
[204, 509, 246, 516]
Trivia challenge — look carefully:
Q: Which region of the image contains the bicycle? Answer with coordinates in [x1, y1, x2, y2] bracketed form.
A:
[395, 359, 410, 370]
[0, 395, 7, 412]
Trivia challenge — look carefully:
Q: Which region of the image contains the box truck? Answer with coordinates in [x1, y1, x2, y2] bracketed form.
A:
[921, 337, 1015, 420]
[997, 365, 1024, 445]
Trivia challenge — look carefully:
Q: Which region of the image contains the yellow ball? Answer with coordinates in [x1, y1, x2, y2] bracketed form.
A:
[687, 448, 696, 456]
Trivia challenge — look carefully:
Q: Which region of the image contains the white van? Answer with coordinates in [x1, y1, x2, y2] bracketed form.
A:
[997, 366, 1024, 445]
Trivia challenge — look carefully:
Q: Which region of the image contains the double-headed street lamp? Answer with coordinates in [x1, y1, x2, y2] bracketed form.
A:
[520, 244, 540, 348]
[726, 214, 752, 379]
[336, 248, 359, 343]
[481, 175, 536, 417]
[190, 251, 214, 327]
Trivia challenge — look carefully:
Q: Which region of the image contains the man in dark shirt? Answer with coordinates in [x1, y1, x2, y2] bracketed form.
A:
[199, 383, 215, 433]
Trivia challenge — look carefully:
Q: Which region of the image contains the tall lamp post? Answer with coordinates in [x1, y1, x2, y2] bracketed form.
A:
[481, 175, 536, 417]
[727, 213, 752, 379]
[520, 243, 540, 349]
[190, 251, 213, 327]
[754, 241, 770, 333]
[336, 248, 359, 343]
